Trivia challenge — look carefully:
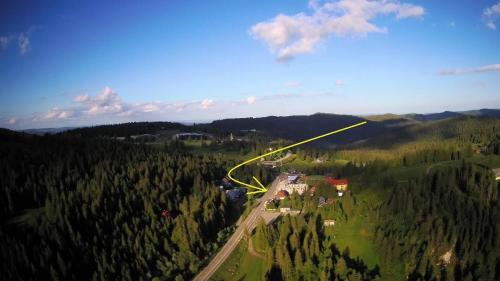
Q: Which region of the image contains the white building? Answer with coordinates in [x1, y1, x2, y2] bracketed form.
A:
[493, 168, 500, 181]
[323, 220, 336, 226]
[281, 174, 308, 195]
[280, 207, 291, 213]
[283, 183, 307, 195]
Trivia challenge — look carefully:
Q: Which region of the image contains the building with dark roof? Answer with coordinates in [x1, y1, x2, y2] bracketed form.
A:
[225, 187, 247, 201]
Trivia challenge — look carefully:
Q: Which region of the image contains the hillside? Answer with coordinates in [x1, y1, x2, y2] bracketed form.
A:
[62, 121, 188, 138]
[199, 113, 384, 145]
[355, 116, 500, 149]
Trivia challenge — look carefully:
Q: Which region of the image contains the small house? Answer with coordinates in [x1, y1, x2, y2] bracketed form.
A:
[275, 190, 290, 200]
[225, 187, 247, 201]
[280, 207, 291, 213]
[160, 210, 171, 218]
[318, 196, 326, 207]
[493, 168, 500, 180]
[325, 177, 349, 196]
[323, 220, 335, 226]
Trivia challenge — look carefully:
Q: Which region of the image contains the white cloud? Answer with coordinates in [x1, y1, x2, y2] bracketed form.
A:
[58, 110, 74, 119]
[18, 33, 30, 55]
[73, 94, 90, 103]
[141, 103, 161, 113]
[0, 26, 39, 55]
[200, 99, 215, 109]
[85, 87, 125, 115]
[439, 64, 500, 75]
[484, 2, 500, 30]
[246, 96, 257, 105]
[259, 91, 335, 102]
[0, 36, 13, 50]
[32, 87, 215, 121]
[34, 108, 75, 121]
[250, 0, 424, 62]
[25, 86, 335, 127]
[335, 79, 345, 86]
[7, 117, 17, 124]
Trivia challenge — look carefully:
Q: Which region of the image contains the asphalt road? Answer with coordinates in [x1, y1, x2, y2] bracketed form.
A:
[192, 177, 280, 281]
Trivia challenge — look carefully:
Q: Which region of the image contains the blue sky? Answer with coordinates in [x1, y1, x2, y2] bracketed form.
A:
[1, 0, 499, 129]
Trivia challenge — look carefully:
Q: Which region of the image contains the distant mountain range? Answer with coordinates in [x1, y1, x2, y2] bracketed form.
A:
[7, 109, 499, 147]
[21, 127, 77, 135]
[199, 109, 500, 146]
[365, 108, 500, 122]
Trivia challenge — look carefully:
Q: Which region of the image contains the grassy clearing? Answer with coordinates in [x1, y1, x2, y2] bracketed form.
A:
[306, 174, 325, 183]
[182, 139, 213, 147]
[470, 154, 500, 167]
[211, 240, 265, 281]
[283, 156, 342, 171]
[326, 187, 405, 280]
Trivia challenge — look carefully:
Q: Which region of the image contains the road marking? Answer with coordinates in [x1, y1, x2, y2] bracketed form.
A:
[227, 121, 368, 193]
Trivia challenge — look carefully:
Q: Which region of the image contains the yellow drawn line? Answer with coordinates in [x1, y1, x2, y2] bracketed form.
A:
[227, 121, 367, 193]
[246, 176, 267, 195]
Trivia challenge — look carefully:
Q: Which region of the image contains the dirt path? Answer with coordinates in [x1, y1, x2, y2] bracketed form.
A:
[247, 236, 264, 259]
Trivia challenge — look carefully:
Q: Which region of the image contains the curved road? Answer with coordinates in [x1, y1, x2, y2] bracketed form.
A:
[192, 178, 279, 281]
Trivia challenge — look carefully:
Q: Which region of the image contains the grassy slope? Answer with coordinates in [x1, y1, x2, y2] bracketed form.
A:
[211, 240, 265, 281]
[325, 180, 405, 280]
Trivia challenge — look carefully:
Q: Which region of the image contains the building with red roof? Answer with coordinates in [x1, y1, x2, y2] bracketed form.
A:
[275, 190, 289, 200]
[325, 177, 349, 196]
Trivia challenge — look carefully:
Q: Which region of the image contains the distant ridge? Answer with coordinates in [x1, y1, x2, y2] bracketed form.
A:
[404, 110, 464, 122]
[368, 108, 500, 122]
[62, 122, 188, 137]
[200, 113, 385, 145]
[21, 127, 77, 135]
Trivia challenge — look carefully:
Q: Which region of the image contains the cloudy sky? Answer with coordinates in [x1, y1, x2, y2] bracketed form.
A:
[1, 0, 499, 129]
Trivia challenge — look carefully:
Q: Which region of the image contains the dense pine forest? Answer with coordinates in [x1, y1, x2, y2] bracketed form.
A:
[376, 162, 500, 280]
[0, 129, 237, 280]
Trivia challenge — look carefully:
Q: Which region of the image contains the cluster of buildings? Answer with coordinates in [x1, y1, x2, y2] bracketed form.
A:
[274, 173, 308, 199]
[173, 132, 211, 140]
[271, 173, 350, 201]
[260, 173, 352, 229]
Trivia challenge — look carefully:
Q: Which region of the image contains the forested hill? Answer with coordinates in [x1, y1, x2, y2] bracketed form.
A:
[200, 113, 500, 147]
[199, 113, 385, 145]
[62, 121, 188, 137]
[355, 116, 500, 149]
[376, 108, 500, 122]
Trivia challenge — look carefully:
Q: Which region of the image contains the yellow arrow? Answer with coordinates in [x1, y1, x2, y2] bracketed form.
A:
[227, 121, 368, 194]
[246, 176, 268, 195]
